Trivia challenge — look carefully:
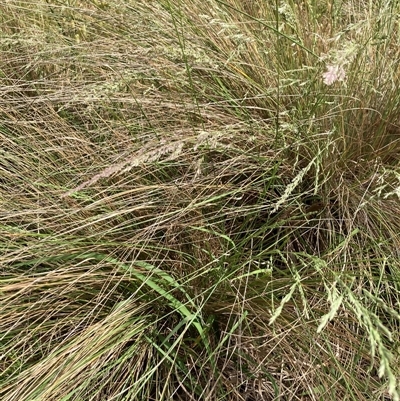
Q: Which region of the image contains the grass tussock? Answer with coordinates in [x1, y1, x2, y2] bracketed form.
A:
[1, 1, 400, 400]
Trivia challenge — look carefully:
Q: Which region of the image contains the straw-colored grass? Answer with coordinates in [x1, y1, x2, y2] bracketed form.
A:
[1, 1, 400, 400]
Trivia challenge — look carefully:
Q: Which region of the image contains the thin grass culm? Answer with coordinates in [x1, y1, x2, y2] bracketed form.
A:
[1, 1, 400, 400]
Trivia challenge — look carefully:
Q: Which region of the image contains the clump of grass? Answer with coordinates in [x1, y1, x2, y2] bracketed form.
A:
[1, 1, 400, 400]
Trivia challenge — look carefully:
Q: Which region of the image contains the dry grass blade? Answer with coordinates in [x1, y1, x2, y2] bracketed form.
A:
[1, 1, 400, 400]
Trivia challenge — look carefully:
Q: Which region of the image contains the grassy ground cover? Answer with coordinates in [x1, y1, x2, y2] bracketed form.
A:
[1, 1, 400, 400]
